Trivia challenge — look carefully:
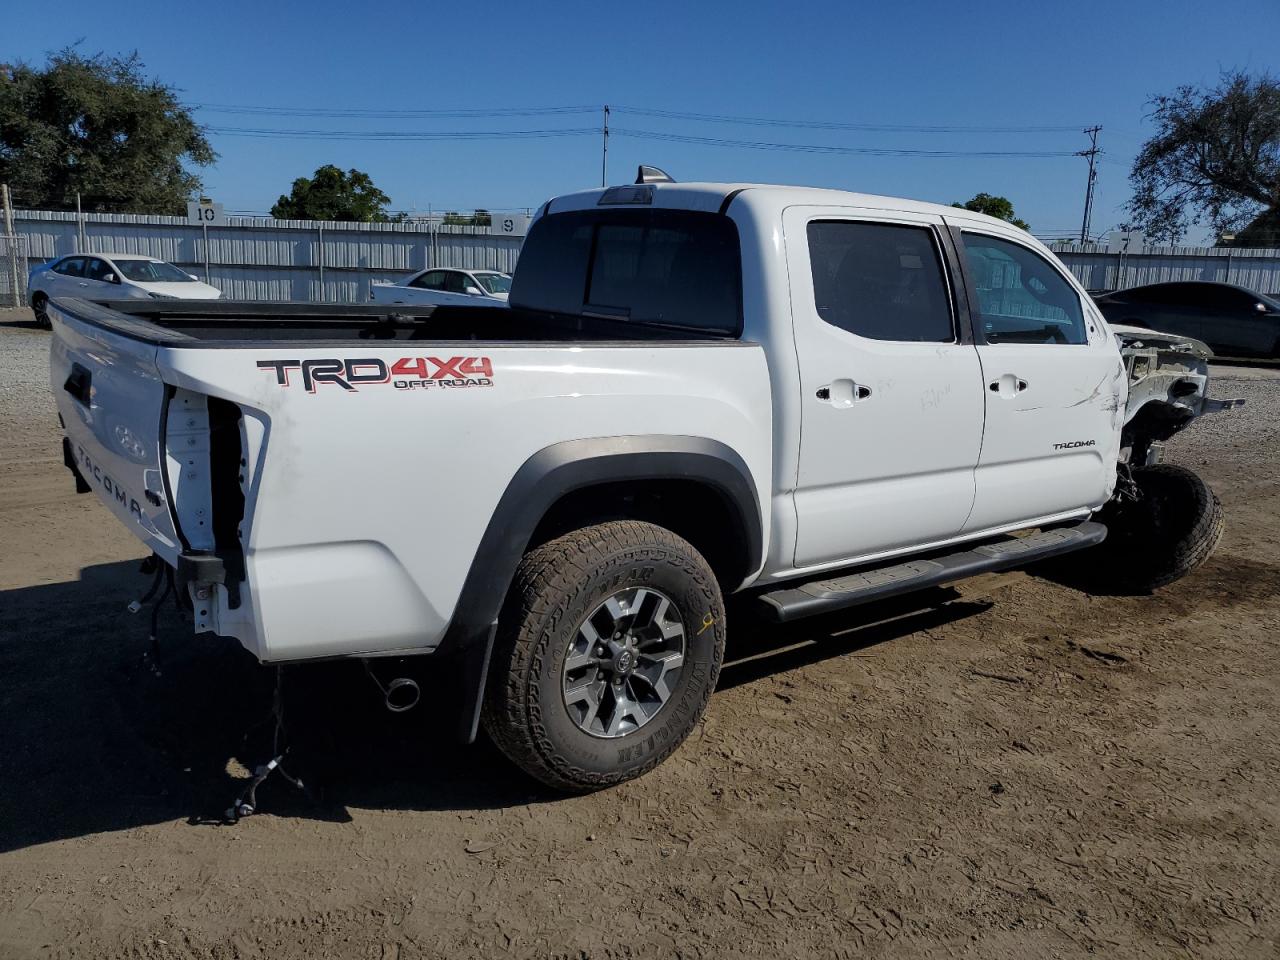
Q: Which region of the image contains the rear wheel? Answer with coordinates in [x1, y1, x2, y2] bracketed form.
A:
[482, 520, 725, 792]
[31, 293, 50, 329]
[1087, 464, 1223, 593]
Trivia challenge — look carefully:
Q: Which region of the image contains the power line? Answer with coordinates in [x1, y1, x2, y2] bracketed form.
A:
[194, 103, 599, 119]
[611, 105, 1090, 134]
[206, 125, 600, 141]
[612, 128, 1078, 158]
[202, 123, 1079, 158]
[193, 100, 1091, 135]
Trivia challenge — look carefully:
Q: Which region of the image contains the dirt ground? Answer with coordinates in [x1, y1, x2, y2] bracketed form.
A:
[0, 306, 1277, 959]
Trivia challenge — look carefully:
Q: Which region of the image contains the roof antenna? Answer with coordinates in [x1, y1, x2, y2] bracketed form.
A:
[635, 165, 675, 184]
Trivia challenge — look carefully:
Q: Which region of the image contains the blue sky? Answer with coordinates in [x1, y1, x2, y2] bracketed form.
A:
[9, 0, 1278, 239]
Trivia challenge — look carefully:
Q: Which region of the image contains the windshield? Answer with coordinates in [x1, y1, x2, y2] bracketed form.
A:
[474, 273, 512, 295]
[510, 209, 742, 336]
[114, 259, 196, 283]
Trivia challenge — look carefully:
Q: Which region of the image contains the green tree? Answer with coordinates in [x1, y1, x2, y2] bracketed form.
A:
[441, 209, 491, 227]
[0, 48, 214, 213]
[270, 165, 394, 221]
[951, 193, 1029, 230]
[1129, 70, 1280, 244]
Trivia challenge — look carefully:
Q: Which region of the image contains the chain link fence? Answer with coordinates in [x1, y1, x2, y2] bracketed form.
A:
[0, 233, 29, 307]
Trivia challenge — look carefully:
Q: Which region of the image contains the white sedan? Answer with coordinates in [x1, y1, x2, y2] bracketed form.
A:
[369, 268, 511, 307]
[28, 253, 222, 327]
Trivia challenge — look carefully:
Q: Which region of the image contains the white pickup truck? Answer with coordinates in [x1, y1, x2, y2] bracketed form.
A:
[369, 267, 511, 307]
[49, 171, 1237, 791]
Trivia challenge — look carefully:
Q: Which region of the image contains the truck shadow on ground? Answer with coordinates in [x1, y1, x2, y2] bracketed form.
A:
[0, 315, 44, 331]
[0, 561, 988, 852]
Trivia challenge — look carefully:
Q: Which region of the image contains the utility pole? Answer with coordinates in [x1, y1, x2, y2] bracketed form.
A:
[75, 191, 86, 251]
[2, 184, 19, 307]
[601, 104, 610, 187]
[1077, 125, 1102, 245]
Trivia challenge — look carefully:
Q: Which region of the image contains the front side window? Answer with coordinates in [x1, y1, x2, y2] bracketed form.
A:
[444, 272, 469, 294]
[807, 221, 953, 342]
[961, 234, 1086, 344]
[474, 273, 512, 295]
[511, 208, 742, 336]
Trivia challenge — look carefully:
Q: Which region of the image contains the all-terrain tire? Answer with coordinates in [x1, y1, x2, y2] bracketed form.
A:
[482, 520, 726, 792]
[31, 293, 50, 329]
[1089, 463, 1224, 593]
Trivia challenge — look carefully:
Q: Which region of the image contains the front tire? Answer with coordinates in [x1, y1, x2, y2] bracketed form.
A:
[482, 520, 725, 792]
[1089, 463, 1224, 593]
[31, 293, 50, 329]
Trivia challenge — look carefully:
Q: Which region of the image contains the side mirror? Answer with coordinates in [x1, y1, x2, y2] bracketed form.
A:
[465, 286, 483, 296]
[103, 273, 117, 284]
[189, 273, 200, 281]
[1256, 302, 1268, 314]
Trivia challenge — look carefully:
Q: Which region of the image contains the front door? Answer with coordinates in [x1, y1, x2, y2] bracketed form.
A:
[787, 207, 986, 569]
[952, 225, 1124, 532]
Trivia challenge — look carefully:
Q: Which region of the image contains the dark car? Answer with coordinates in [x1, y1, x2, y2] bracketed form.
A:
[1094, 281, 1280, 358]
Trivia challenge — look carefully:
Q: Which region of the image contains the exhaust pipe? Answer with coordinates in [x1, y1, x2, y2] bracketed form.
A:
[362, 660, 421, 713]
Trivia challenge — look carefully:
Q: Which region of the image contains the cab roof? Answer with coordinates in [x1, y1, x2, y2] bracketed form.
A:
[545, 180, 1019, 233]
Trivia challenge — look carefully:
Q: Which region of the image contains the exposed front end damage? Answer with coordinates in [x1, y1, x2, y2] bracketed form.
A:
[1113, 325, 1245, 469]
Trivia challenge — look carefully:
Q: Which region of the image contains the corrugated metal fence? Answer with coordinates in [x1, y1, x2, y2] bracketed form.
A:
[4, 208, 1280, 306]
[1, 209, 524, 304]
[1049, 243, 1280, 295]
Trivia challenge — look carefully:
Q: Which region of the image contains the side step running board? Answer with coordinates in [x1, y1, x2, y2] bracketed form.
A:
[758, 521, 1107, 623]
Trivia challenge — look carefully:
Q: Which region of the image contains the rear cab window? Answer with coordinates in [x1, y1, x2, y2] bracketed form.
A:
[510, 208, 742, 337]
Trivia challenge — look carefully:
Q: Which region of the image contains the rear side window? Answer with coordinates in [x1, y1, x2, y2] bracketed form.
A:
[807, 221, 954, 342]
[961, 233, 1086, 345]
[511, 209, 742, 336]
[84, 258, 114, 282]
[409, 270, 446, 290]
[55, 257, 85, 276]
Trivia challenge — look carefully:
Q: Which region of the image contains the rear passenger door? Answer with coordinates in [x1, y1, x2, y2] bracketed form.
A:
[786, 208, 986, 568]
[408, 270, 447, 291]
[48, 256, 86, 297]
[1134, 284, 1206, 341]
[954, 227, 1123, 532]
[81, 257, 119, 297]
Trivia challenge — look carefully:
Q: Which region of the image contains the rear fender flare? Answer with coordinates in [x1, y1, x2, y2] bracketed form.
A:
[440, 435, 763, 652]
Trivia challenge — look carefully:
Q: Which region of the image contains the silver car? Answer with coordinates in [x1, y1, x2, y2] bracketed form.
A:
[28, 253, 222, 328]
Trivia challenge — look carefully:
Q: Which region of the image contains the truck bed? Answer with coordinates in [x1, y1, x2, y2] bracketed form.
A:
[51, 298, 734, 346]
[48, 295, 771, 664]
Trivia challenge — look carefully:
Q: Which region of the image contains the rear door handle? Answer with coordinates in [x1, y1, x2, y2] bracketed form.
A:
[816, 379, 873, 407]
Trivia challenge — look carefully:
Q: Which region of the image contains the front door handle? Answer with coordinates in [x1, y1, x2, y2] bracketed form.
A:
[989, 375, 1029, 398]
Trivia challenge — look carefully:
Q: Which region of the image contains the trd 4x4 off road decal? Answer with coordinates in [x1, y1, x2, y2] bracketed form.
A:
[257, 357, 493, 393]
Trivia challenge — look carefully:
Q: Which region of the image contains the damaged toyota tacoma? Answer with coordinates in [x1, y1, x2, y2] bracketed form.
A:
[48, 170, 1241, 791]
